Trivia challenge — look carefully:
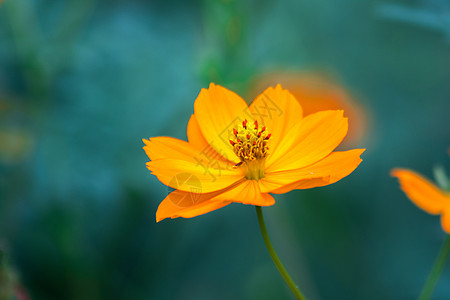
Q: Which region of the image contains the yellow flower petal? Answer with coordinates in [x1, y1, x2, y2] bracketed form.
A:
[391, 168, 449, 215]
[249, 84, 303, 154]
[144, 135, 234, 169]
[441, 207, 450, 234]
[266, 110, 348, 172]
[260, 149, 365, 193]
[156, 189, 232, 222]
[143, 137, 201, 162]
[187, 114, 208, 148]
[194, 83, 251, 164]
[212, 180, 275, 206]
[269, 177, 331, 194]
[187, 114, 234, 166]
[147, 159, 245, 193]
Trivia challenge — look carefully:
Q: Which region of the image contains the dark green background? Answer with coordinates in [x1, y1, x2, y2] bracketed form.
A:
[0, 0, 449, 299]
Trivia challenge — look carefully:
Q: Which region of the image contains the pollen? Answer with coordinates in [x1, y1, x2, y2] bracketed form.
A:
[229, 119, 271, 180]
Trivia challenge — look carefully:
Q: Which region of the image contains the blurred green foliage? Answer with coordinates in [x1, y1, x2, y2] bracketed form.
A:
[0, 249, 14, 299]
[0, 0, 449, 299]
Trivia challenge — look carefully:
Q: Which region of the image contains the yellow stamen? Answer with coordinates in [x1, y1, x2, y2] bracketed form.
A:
[229, 119, 271, 180]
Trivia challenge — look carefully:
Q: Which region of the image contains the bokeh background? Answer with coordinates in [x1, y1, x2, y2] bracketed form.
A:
[1, 0, 449, 299]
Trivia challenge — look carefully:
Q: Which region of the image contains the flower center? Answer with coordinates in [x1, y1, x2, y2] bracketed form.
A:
[229, 119, 271, 180]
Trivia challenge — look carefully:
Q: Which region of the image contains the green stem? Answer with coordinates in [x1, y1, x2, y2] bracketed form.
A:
[255, 206, 307, 300]
[419, 235, 450, 300]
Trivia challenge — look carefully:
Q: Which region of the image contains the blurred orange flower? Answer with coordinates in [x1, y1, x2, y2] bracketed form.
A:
[391, 168, 450, 233]
[250, 72, 368, 147]
[144, 83, 365, 222]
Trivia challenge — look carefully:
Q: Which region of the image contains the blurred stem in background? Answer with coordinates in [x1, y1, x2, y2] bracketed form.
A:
[256, 206, 307, 300]
[419, 235, 450, 300]
[199, 0, 253, 95]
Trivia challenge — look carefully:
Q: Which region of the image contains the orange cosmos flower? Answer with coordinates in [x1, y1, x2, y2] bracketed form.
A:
[391, 168, 450, 233]
[144, 83, 365, 222]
